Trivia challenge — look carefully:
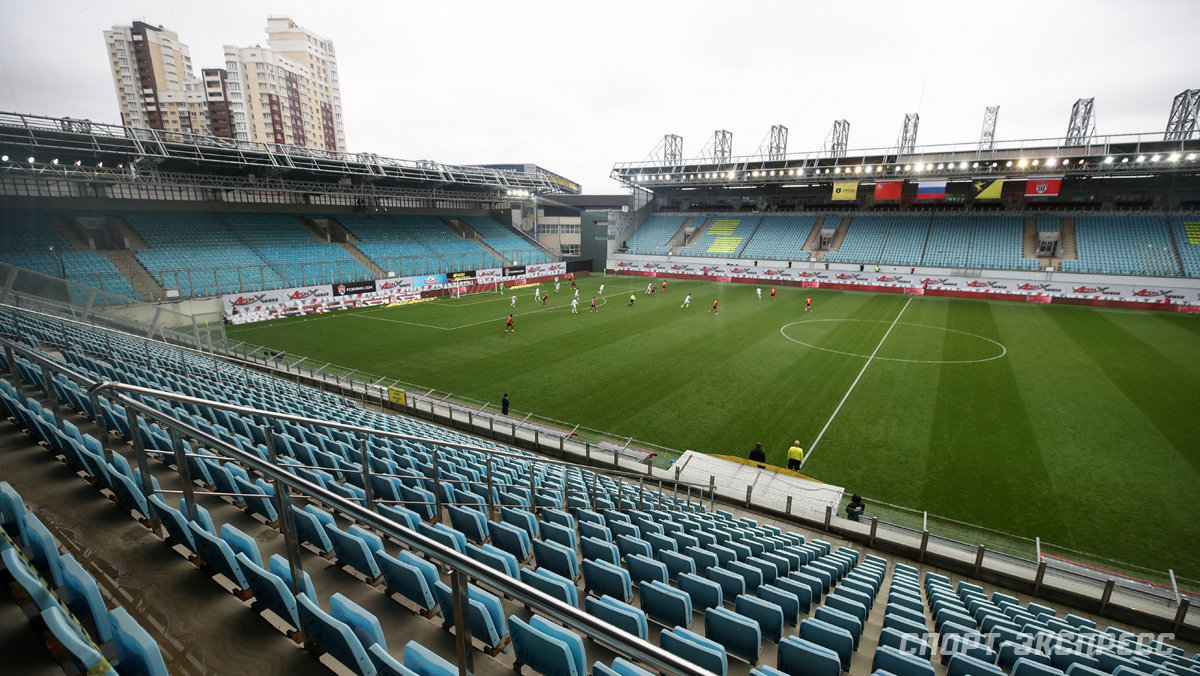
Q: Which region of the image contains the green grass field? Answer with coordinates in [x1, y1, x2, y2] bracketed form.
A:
[227, 275, 1200, 580]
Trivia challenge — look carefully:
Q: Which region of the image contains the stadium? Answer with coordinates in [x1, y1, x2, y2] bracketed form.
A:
[1, 7, 1199, 676]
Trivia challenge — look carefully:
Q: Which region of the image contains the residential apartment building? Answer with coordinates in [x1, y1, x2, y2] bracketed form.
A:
[103, 17, 345, 152]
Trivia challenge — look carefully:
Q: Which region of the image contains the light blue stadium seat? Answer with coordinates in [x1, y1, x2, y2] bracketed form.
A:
[417, 522, 468, 554]
[148, 494, 196, 552]
[579, 521, 611, 542]
[778, 636, 842, 676]
[220, 522, 263, 568]
[685, 545, 719, 574]
[539, 519, 578, 551]
[640, 579, 692, 630]
[817, 604, 864, 649]
[501, 506, 539, 541]
[626, 553, 668, 588]
[708, 565, 748, 600]
[532, 537, 580, 581]
[377, 549, 438, 615]
[236, 552, 301, 634]
[706, 606, 762, 664]
[1013, 657, 1068, 676]
[774, 576, 814, 614]
[658, 549, 696, 582]
[404, 639, 457, 676]
[616, 533, 653, 561]
[488, 520, 532, 563]
[677, 571, 723, 614]
[447, 506, 490, 544]
[509, 614, 583, 676]
[295, 591, 377, 675]
[801, 617, 856, 671]
[291, 506, 334, 554]
[368, 643, 418, 676]
[949, 653, 1009, 676]
[188, 521, 250, 593]
[1052, 649, 1101, 673]
[585, 595, 649, 640]
[660, 626, 728, 676]
[433, 581, 510, 655]
[737, 592, 785, 642]
[879, 626, 933, 660]
[20, 512, 66, 588]
[581, 536, 620, 565]
[0, 481, 27, 535]
[269, 554, 318, 602]
[790, 570, 824, 603]
[325, 523, 383, 582]
[330, 592, 388, 652]
[42, 605, 114, 675]
[582, 558, 632, 603]
[58, 553, 114, 642]
[109, 606, 170, 676]
[826, 591, 870, 625]
[873, 644, 936, 676]
[519, 567, 579, 608]
[593, 657, 655, 676]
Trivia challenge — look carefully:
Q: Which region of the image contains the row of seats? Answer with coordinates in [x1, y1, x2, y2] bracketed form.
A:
[1061, 216, 1181, 277]
[0, 478, 167, 675]
[0, 210, 138, 299]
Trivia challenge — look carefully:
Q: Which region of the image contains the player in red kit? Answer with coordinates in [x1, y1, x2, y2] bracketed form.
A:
[505, 314, 515, 332]
[805, 296, 812, 312]
[770, 288, 776, 300]
[711, 299, 719, 315]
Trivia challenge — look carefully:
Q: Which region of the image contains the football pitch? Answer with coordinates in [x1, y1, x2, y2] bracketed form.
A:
[226, 275, 1200, 580]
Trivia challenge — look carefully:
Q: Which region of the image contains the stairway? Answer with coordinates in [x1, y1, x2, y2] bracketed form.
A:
[672, 216, 713, 254]
[337, 242, 385, 277]
[801, 217, 826, 251]
[1022, 218, 1039, 259]
[665, 217, 693, 253]
[49, 215, 92, 251]
[107, 215, 151, 250]
[442, 218, 510, 266]
[1059, 218, 1078, 260]
[99, 249, 165, 301]
[826, 217, 853, 252]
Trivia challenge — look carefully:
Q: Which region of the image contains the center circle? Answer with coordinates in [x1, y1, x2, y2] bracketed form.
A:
[779, 319, 1007, 364]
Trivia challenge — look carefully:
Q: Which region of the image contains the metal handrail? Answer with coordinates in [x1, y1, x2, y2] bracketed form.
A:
[1, 336, 708, 676]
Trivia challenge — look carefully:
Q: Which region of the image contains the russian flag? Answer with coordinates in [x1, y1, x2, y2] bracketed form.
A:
[915, 180, 947, 200]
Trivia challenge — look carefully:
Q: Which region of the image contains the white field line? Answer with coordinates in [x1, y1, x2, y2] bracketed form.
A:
[800, 296, 913, 470]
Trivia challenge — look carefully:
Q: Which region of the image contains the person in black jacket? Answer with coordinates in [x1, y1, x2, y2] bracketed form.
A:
[845, 493, 866, 521]
[501, 393, 510, 416]
[749, 442, 766, 468]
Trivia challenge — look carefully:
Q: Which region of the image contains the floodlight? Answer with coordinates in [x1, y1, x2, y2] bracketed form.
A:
[0, 155, 7, 161]
[1187, 154, 1196, 161]
[1121, 157, 1129, 163]
[972, 162, 979, 168]
[97, 162, 103, 167]
[854, 166, 862, 174]
[1104, 157, 1114, 164]
[903, 165, 911, 171]
[1136, 155, 1145, 162]
[51, 158, 58, 165]
[1061, 159, 1069, 165]
[1031, 160, 1039, 166]
[959, 162, 967, 169]
[834, 167, 841, 174]
[937, 164, 944, 170]
[74, 160, 81, 166]
[991, 162, 998, 167]
[925, 163, 933, 170]
[27, 156, 34, 163]
[1017, 159, 1027, 168]
[1150, 154, 1161, 162]
[788, 169, 794, 176]
[1005, 161, 1013, 167]
[751, 170, 759, 177]
[1168, 153, 1179, 161]
[797, 169, 804, 176]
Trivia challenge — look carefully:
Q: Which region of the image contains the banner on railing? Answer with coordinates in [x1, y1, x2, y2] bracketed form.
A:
[503, 265, 527, 277]
[477, 268, 502, 283]
[448, 270, 477, 281]
[377, 277, 414, 293]
[387, 387, 407, 406]
[413, 273, 447, 291]
[332, 279, 377, 297]
[222, 284, 330, 317]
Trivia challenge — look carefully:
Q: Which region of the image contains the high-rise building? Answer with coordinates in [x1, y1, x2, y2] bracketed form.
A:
[103, 21, 214, 135]
[223, 18, 346, 152]
[103, 17, 345, 151]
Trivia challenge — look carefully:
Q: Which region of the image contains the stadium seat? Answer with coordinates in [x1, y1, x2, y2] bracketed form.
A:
[801, 617, 856, 671]
[778, 636, 843, 676]
[949, 653, 1007, 676]
[488, 520, 532, 563]
[580, 536, 620, 565]
[582, 558, 632, 603]
[873, 644, 937, 676]
[377, 550, 439, 616]
[466, 542, 520, 579]
[519, 567, 579, 608]
[41, 605, 114, 675]
[58, 552, 114, 642]
[585, 595, 649, 641]
[404, 639, 457, 676]
[626, 553, 668, 588]
[432, 581, 509, 655]
[236, 552, 301, 634]
[816, 604, 864, 649]
[295, 592, 377, 675]
[660, 626, 728, 676]
[532, 537, 580, 581]
[189, 521, 250, 594]
[509, 614, 583, 676]
[640, 579, 693, 629]
[1013, 657, 1069, 676]
[593, 657, 655, 676]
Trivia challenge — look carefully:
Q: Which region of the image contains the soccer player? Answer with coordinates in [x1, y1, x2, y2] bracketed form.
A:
[510, 295, 517, 307]
[681, 293, 692, 308]
[571, 297, 579, 313]
[574, 288, 580, 300]
[757, 287, 762, 300]
[770, 288, 776, 300]
[590, 296, 597, 312]
[646, 282, 654, 296]
[533, 286, 540, 301]
[661, 280, 667, 292]
[628, 294, 636, 308]
[542, 294, 549, 307]
[554, 279, 560, 293]
[505, 314, 515, 333]
[805, 296, 812, 312]
[599, 283, 605, 296]
[711, 299, 719, 314]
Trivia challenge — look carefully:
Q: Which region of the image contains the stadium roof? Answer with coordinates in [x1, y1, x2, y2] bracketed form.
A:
[0, 111, 578, 198]
[613, 132, 1200, 190]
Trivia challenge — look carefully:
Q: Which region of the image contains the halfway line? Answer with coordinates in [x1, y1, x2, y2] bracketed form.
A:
[800, 296, 912, 471]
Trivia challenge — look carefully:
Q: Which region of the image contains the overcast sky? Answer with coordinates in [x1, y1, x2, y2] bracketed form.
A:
[0, 0, 1195, 192]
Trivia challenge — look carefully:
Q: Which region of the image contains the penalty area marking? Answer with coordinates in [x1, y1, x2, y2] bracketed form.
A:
[779, 318, 1007, 364]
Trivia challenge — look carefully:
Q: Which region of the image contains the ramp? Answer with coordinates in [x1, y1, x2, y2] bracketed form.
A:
[670, 450, 844, 517]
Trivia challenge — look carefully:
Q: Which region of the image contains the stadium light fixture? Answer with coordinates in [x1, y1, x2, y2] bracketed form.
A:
[1168, 153, 1180, 161]
[797, 169, 804, 176]
[925, 163, 933, 171]
[937, 164, 944, 170]
[991, 162, 998, 167]
[959, 162, 967, 169]
[0, 155, 7, 162]
[854, 166, 862, 174]
[1121, 157, 1129, 163]
[903, 165, 911, 171]
[751, 170, 759, 177]
[27, 156, 34, 163]
[834, 167, 841, 174]
[1104, 156, 1114, 164]
[51, 158, 58, 165]
[1005, 161, 1013, 167]
[1136, 155, 1146, 162]
[97, 161, 103, 167]
[788, 169, 795, 176]
[971, 162, 979, 169]
[1017, 159, 1027, 168]
[1031, 159, 1039, 166]
[74, 160, 81, 166]
[726, 171, 735, 179]
[1150, 154, 1161, 162]
[1187, 154, 1196, 161]
[876, 166, 883, 172]
[1060, 159, 1069, 165]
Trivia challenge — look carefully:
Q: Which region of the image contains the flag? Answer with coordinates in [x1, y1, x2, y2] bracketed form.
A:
[874, 181, 903, 201]
[915, 180, 947, 200]
[973, 179, 1004, 200]
[831, 182, 859, 201]
[1025, 178, 1062, 197]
